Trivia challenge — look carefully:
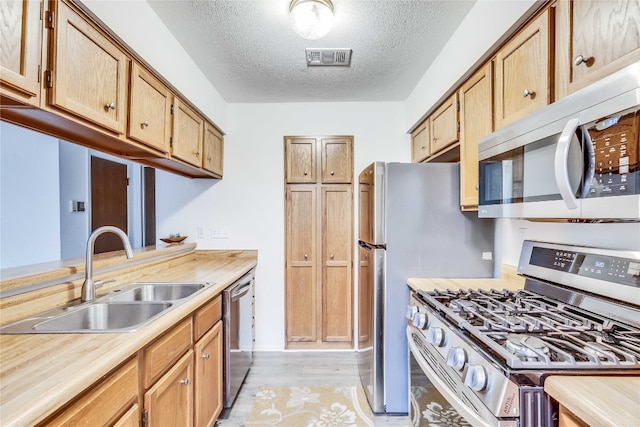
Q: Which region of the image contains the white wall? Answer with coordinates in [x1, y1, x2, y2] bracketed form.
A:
[156, 102, 408, 350]
[59, 141, 90, 259]
[79, 0, 228, 132]
[0, 122, 61, 269]
[405, 0, 537, 130]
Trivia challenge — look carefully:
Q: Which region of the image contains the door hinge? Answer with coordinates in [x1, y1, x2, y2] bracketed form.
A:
[457, 121, 460, 132]
[44, 70, 53, 88]
[169, 137, 173, 148]
[170, 104, 174, 114]
[37, 64, 41, 83]
[45, 10, 54, 29]
[141, 409, 148, 427]
[456, 101, 460, 111]
[126, 177, 130, 186]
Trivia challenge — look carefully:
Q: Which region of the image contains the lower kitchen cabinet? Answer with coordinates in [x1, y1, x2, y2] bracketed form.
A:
[39, 357, 138, 426]
[558, 405, 588, 427]
[194, 321, 223, 427]
[144, 350, 194, 427]
[112, 404, 140, 427]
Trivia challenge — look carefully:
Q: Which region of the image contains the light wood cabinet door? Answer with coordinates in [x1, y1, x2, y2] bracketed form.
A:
[286, 137, 316, 183]
[112, 404, 140, 427]
[430, 93, 459, 154]
[194, 321, 223, 427]
[143, 318, 192, 389]
[50, 0, 128, 134]
[494, 8, 550, 129]
[128, 62, 171, 153]
[322, 185, 353, 342]
[459, 63, 493, 211]
[203, 123, 224, 176]
[555, 0, 640, 99]
[0, 0, 42, 105]
[144, 350, 194, 427]
[321, 137, 353, 183]
[285, 185, 317, 342]
[172, 97, 204, 167]
[40, 357, 138, 426]
[411, 120, 430, 162]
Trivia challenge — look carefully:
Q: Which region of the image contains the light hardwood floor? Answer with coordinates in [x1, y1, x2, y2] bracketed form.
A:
[216, 351, 411, 426]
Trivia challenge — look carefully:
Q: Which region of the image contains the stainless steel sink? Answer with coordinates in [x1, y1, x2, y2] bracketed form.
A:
[32, 302, 171, 332]
[107, 283, 206, 302]
[0, 281, 213, 334]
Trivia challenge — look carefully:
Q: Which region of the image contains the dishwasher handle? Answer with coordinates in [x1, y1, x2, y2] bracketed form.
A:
[229, 271, 254, 301]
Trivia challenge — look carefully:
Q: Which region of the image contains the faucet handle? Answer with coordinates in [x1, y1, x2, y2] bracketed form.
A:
[94, 279, 116, 288]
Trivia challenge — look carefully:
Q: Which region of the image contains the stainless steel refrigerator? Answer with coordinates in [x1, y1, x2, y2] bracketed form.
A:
[357, 162, 495, 415]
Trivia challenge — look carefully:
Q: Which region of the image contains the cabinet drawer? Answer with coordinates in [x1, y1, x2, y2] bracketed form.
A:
[194, 295, 222, 342]
[143, 318, 192, 389]
[40, 357, 138, 426]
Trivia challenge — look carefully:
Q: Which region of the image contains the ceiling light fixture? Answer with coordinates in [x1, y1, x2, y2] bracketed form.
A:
[289, 0, 334, 40]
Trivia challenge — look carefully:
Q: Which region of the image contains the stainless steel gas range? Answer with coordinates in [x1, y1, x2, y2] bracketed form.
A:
[407, 240, 640, 427]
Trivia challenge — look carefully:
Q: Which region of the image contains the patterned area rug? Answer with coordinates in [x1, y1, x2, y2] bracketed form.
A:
[246, 386, 374, 426]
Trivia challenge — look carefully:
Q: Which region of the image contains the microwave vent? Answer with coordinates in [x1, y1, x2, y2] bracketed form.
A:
[305, 48, 352, 66]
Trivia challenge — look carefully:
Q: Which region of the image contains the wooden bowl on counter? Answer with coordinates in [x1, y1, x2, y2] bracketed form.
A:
[160, 236, 187, 244]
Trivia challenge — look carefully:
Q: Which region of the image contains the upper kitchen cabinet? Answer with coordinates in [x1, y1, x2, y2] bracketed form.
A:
[411, 120, 430, 162]
[203, 123, 224, 177]
[494, 8, 551, 129]
[459, 62, 493, 211]
[0, 0, 42, 106]
[429, 92, 459, 154]
[172, 97, 204, 167]
[321, 137, 353, 184]
[128, 62, 172, 153]
[285, 137, 317, 183]
[555, 0, 640, 99]
[48, 0, 128, 134]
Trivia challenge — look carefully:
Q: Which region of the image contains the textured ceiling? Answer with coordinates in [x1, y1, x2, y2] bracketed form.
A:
[147, 0, 476, 103]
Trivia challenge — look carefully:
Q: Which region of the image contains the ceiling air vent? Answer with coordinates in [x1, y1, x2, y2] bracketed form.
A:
[305, 48, 352, 66]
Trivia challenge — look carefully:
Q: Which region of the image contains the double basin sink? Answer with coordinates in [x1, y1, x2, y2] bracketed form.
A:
[0, 282, 213, 334]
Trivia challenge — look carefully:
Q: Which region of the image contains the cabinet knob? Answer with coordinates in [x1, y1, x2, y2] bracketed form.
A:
[304, 254, 308, 259]
[330, 254, 334, 259]
[522, 89, 535, 98]
[141, 121, 149, 128]
[179, 378, 190, 386]
[573, 54, 592, 67]
[475, 184, 479, 190]
[420, 145, 426, 150]
[202, 353, 210, 360]
[104, 102, 116, 110]
[304, 170, 308, 176]
[330, 170, 335, 175]
[432, 137, 437, 142]
[195, 151, 200, 157]
[207, 156, 212, 162]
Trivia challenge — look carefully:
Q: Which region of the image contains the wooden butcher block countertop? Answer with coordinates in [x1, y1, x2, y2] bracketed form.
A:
[407, 265, 640, 427]
[0, 246, 257, 427]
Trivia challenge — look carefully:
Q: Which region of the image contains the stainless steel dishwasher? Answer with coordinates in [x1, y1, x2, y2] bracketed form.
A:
[222, 269, 255, 410]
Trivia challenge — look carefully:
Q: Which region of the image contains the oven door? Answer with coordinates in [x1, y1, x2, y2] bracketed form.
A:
[407, 327, 512, 427]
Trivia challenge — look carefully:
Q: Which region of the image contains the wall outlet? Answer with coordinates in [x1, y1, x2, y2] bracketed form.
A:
[211, 227, 228, 239]
[197, 225, 206, 238]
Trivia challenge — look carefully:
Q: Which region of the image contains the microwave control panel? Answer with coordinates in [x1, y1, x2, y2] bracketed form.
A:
[586, 109, 638, 198]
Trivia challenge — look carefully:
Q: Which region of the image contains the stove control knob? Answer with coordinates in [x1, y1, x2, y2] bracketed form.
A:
[412, 312, 428, 329]
[405, 305, 418, 320]
[427, 327, 445, 347]
[464, 365, 488, 391]
[446, 347, 466, 371]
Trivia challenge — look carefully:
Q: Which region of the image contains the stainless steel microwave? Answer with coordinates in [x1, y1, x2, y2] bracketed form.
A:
[478, 62, 640, 220]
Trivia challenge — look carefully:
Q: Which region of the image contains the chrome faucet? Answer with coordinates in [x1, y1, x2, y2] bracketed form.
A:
[81, 226, 134, 302]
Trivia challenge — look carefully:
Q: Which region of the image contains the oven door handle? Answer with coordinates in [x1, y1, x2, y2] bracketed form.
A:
[554, 117, 581, 210]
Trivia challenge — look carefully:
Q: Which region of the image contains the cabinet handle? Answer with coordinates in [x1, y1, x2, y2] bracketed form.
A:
[522, 89, 535, 98]
[330, 254, 334, 259]
[202, 353, 210, 360]
[104, 102, 116, 110]
[475, 184, 479, 190]
[141, 121, 149, 128]
[303, 170, 308, 176]
[330, 170, 335, 175]
[573, 55, 592, 67]
[179, 378, 190, 385]
[304, 254, 308, 259]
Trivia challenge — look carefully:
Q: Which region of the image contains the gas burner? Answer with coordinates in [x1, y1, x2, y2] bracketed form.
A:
[450, 299, 477, 312]
[504, 334, 550, 361]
